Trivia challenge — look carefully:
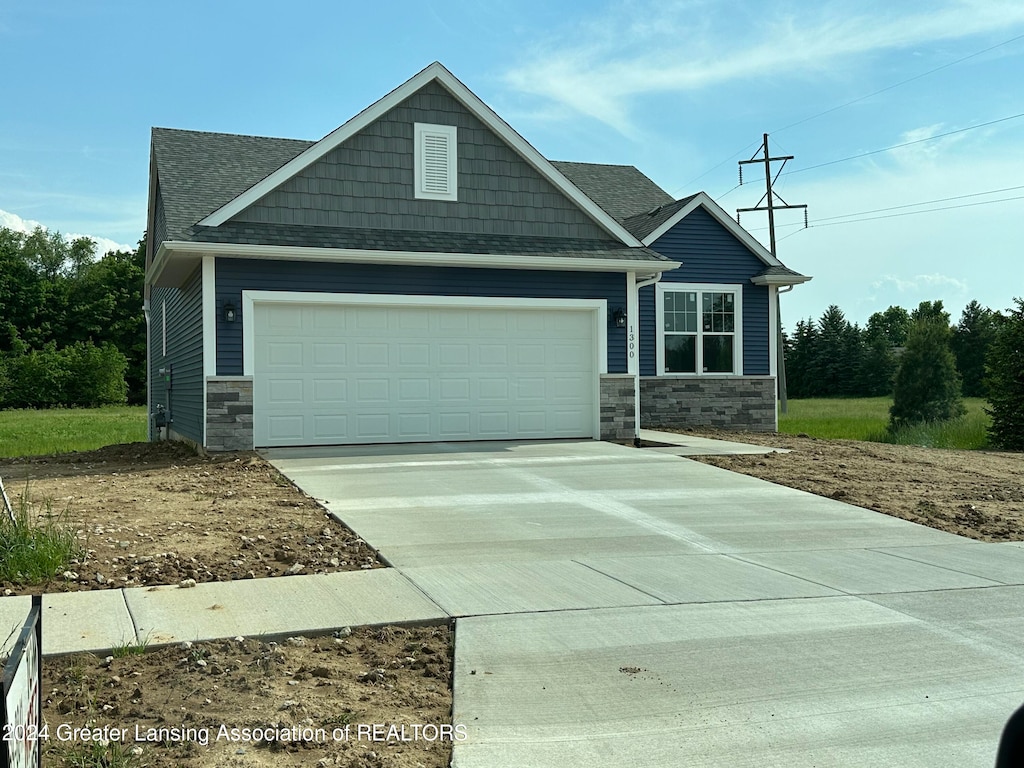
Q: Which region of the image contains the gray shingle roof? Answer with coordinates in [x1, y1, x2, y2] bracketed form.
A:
[152, 128, 311, 240]
[551, 161, 674, 222]
[191, 222, 671, 262]
[753, 264, 809, 280]
[619, 194, 701, 240]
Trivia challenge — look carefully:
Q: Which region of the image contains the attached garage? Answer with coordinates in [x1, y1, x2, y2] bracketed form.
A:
[243, 292, 606, 447]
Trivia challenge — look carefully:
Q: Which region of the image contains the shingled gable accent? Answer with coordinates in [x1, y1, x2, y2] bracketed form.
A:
[197, 62, 643, 247]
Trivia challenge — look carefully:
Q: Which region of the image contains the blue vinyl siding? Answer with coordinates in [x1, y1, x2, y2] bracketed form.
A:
[215, 259, 627, 375]
[642, 207, 771, 376]
[149, 265, 204, 443]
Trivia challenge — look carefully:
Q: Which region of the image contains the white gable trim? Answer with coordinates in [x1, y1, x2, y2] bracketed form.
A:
[641, 192, 782, 267]
[197, 62, 642, 247]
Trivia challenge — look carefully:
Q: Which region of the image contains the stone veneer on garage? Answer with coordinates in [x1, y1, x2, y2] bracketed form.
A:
[640, 376, 776, 432]
[599, 374, 636, 442]
[206, 377, 254, 451]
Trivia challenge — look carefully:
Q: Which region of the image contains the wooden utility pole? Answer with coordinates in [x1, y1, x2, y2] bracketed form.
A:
[736, 134, 807, 413]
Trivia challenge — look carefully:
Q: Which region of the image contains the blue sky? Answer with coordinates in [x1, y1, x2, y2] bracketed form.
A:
[2, 0, 1022, 327]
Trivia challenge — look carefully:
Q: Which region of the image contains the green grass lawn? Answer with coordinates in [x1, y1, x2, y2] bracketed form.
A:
[778, 396, 991, 449]
[0, 406, 147, 459]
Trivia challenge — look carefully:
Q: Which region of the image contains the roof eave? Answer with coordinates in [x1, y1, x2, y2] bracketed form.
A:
[749, 274, 812, 287]
[147, 241, 678, 288]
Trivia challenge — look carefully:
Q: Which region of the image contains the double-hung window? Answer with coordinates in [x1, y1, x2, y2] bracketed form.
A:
[657, 284, 742, 374]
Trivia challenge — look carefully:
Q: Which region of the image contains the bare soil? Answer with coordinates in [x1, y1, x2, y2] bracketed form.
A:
[678, 429, 1024, 541]
[0, 442, 382, 596]
[3, 434, 1021, 767]
[42, 625, 454, 768]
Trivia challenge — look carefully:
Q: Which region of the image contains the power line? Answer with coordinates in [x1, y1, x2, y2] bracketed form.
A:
[750, 191, 1024, 235]
[771, 32, 1024, 135]
[781, 184, 1024, 225]
[788, 112, 1024, 175]
[673, 32, 1024, 197]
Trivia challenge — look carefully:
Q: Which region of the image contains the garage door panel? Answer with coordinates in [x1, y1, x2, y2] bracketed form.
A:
[265, 342, 303, 368]
[356, 413, 390, 439]
[479, 412, 510, 435]
[399, 379, 431, 401]
[312, 379, 346, 403]
[356, 379, 390, 402]
[312, 414, 348, 439]
[397, 413, 431, 437]
[356, 343, 389, 366]
[439, 412, 471, 437]
[312, 343, 346, 366]
[267, 414, 305, 440]
[398, 343, 430, 366]
[253, 302, 597, 447]
[439, 378, 471, 401]
[479, 378, 509, 400]
[439, 344, 470, 366]
[267, 379, 303, 404]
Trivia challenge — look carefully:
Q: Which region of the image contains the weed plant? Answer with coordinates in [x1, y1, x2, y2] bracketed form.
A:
[0, 488, 83, 583]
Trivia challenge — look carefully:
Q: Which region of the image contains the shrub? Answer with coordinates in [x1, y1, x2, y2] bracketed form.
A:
[0, 341, 127, 409]
[890, 315, 965, 429]
[985, 298, 1024, 450]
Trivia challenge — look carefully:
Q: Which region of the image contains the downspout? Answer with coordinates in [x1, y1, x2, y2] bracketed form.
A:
[628, 271, 664, 446]
[143, 299, 152, 441]
[776, 284, 794, 415]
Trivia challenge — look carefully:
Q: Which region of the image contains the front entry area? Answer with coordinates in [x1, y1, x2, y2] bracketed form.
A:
[246, 293, 604, 447]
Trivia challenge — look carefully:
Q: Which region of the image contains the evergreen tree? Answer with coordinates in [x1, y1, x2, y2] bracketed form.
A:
[785, 318, 819, 398]
[890, 311, 965, 428]
[951, 300, 1000, 397]
[985, 298, 1024, 450]
[813, 306, 860, 396]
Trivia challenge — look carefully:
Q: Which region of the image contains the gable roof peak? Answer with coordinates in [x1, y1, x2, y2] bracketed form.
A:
[193, 63, 642, 246]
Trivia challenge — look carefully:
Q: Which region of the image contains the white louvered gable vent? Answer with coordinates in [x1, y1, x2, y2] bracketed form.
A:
[415, 123, 457, 201]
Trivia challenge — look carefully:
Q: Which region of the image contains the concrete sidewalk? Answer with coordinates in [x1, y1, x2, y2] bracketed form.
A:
[1, 568, 447, 656]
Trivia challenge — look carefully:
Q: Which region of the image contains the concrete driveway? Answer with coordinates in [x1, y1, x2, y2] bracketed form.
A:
[268, 439, 1024, 767]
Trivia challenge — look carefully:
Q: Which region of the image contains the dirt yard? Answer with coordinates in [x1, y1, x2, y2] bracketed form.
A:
[0, 442, 382, 595]
[679, 429, 1024, 541]
[2, 434, 1021, 767]
[42, 625, 454, 768]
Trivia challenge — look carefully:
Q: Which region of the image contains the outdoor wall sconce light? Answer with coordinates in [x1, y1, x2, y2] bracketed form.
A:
[613, 307, 627, 328]
[223, 302, 237, 323]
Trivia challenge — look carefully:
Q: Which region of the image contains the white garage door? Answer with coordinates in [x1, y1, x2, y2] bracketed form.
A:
[251, 298, 598, 447]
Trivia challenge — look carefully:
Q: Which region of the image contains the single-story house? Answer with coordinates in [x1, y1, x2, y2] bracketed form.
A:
[144, 62, 809, 451]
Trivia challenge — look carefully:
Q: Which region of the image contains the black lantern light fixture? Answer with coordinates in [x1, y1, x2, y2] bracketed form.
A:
[223, 302, 237, 323]
[613, 307, 627, 328]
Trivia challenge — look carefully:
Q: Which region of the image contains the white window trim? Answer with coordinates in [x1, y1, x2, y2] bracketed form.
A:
[656, 283, 743, 376]
[414, 123, 457, 201]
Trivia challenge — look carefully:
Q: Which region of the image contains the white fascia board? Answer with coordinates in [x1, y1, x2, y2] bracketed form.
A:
[156, 240, 680, 275]
[642, 192, 782, 267]
[196, 62, 642, 247]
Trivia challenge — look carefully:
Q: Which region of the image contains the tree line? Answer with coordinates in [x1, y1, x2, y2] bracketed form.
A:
[0, 226, 146, 408]
[785, 298, 1024, 449]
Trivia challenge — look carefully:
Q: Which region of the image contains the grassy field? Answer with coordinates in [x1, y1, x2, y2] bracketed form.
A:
[0, 406, 147, 459]
[779, 396, 991, 449]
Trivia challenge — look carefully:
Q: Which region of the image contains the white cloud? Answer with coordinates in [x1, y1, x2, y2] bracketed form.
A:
[0, 209, 44, 234]
[873, 273, 970, 293]
[504, 0, 1024, 133]
[0, 208, 134, 257]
